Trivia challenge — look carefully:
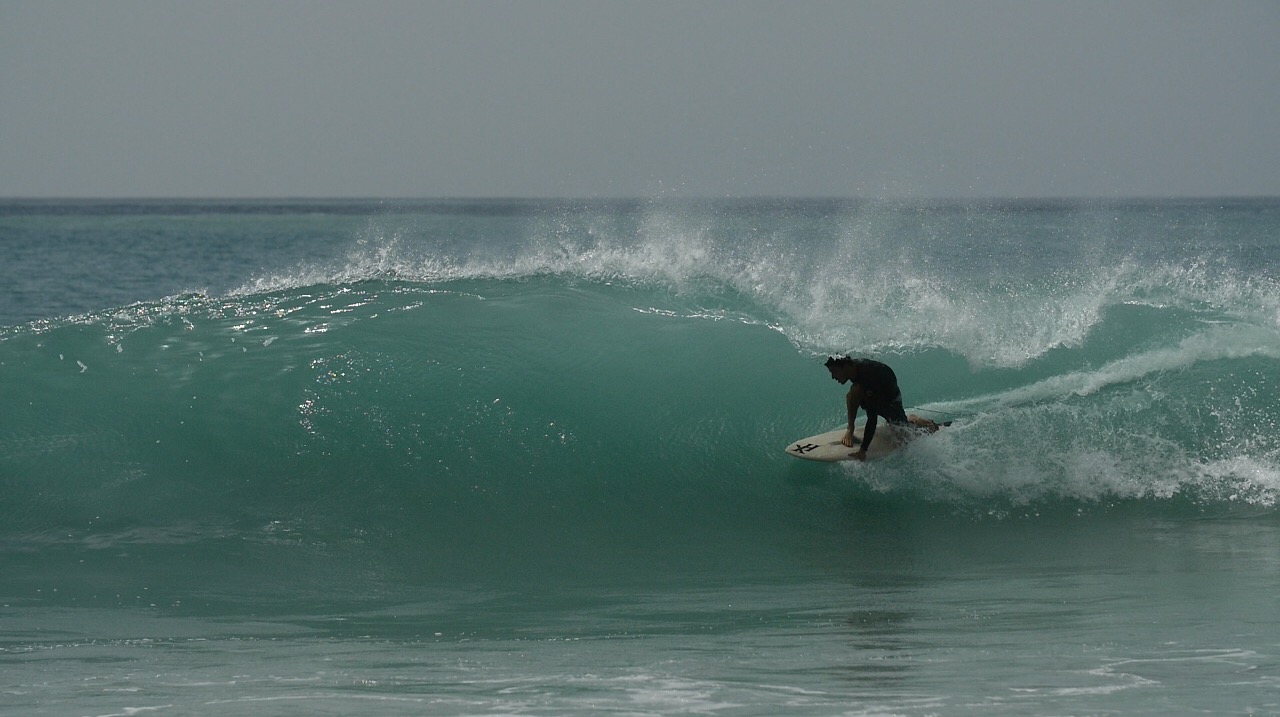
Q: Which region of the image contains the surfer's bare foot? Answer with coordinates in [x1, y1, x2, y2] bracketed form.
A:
[907, 415, 940, 433]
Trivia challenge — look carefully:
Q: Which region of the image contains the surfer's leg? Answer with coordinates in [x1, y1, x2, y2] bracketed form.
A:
[883, 394, 910, 425]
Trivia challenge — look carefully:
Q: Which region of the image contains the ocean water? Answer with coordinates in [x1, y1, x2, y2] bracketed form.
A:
[2, 197, 1279, 715]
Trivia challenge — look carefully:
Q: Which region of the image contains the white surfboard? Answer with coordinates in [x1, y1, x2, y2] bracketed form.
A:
[785, 424, 906, 462]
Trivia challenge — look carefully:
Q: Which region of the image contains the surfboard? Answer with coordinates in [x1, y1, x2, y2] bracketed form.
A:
[784, 424, 906, 462]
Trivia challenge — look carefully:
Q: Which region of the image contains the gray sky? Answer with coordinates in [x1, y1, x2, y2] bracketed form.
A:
[2, 1, 1278, 198]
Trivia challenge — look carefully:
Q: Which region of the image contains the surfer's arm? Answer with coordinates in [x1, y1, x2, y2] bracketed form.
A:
[842, 386, 863, 448]
[860, 411, 878, 454]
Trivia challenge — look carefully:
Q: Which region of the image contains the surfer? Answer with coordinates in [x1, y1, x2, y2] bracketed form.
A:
[825, 355, 939, 461]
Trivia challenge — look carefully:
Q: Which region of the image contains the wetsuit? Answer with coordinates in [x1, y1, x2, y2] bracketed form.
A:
[849, 358, 909, 453]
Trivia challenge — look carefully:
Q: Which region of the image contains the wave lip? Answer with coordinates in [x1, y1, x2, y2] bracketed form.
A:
[210, 200, 1280, 373]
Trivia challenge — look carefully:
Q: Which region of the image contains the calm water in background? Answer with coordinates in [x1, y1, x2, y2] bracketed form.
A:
[2, 198, 1279, 715]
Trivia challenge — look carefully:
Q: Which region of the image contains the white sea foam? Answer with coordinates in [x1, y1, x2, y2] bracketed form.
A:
[872, 357, 1280, 508]
[926, 323, 1280, 415]
[223, 202, 1280, 377]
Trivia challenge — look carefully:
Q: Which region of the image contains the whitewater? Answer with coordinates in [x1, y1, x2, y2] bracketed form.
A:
[2, 198, 1279, 715]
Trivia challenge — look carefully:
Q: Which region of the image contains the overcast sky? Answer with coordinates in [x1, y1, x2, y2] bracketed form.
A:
[2, 1, 1278, 198]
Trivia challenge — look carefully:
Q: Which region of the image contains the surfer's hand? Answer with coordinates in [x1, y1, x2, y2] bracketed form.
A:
[841, 430, 854, 447]
[852, 449, 867, 462]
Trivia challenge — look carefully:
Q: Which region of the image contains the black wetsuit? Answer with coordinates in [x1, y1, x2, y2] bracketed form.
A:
[849, 359, 909, 452]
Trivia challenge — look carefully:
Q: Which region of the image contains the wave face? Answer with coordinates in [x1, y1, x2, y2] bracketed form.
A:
[3, 199, 1279, 589]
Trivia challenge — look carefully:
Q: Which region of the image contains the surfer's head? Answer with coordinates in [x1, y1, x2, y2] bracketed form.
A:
[825, 355, 856, 383]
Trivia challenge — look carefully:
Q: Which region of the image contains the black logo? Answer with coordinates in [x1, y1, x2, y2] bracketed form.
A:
[791, 442, 820, 454]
